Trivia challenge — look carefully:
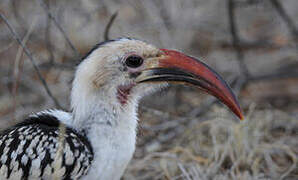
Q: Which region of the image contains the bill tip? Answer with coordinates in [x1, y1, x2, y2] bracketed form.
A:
[239, 114, 245, 121]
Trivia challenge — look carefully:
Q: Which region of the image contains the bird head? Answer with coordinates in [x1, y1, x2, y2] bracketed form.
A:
[71, 38, 243, 121]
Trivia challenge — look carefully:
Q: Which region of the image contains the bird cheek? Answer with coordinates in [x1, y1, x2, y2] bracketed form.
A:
[92, 70, 113, 89]
[92, 79, 107, 89]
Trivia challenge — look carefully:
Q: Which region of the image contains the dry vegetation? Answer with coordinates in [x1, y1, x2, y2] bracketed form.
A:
[127, 106, 298, 179]
[0, 0, 297, 179]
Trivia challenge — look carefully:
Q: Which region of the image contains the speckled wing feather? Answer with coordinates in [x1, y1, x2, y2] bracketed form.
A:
[0, 113, 93, 180]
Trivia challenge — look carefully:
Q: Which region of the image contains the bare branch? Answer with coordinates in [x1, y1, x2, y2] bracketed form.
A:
[104, 11, 118, 41]
[38, 0, 81, 58]
[141, 1, 256, 122]
[12, 18, 37, 122]
[188, 97, 218, 118]
[249, 70, 298, 82]
[44, 1, 55, 64]
[0, 13, 62, 109]
[140, 0, 298, 122]
[11, 0, 28, 30]
[234, 0, 261, 7]
[219, 40, 295, 51]
[188, 68, 298, 119]
[269, 0, 298, 39]
[38, 61, 75, 70]
[0, 41, 14, 54]
[227, 0, 251, 78]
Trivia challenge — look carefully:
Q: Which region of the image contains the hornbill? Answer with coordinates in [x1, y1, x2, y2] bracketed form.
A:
[0, 38, 243, 180]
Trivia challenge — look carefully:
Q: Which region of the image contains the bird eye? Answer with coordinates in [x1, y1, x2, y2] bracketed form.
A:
[125, 55, 143, 68]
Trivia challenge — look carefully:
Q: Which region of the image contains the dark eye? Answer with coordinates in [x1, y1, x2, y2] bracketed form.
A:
[125, 55, 143, 68]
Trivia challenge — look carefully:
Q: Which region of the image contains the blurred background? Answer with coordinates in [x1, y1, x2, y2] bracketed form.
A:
[0, 0, 297, 179]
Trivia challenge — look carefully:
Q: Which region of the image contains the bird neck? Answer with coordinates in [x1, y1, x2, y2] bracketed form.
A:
[71, 87, 139, 180]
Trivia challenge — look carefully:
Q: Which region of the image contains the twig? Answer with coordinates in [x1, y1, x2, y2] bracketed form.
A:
[104, 11, 118, 41]
[38, 61, 75, 70]
[249, 70, 298, 82]
[227, 0, 251, 78]
[0, 13, 62, 109]
[269, 0, 298, 39]
[44, 1, 55, 64]
[12, 18, 37, 122]
[140, 0, 298, 122]
[0, 41, 14, 54]
[188, 97, 218, 118]
[234, 0, 261, 7]
[219, 40, 294, 51]
[11, 0, 27, 30]
[189, 68, 298, 119]
[37, 0, 81, 58]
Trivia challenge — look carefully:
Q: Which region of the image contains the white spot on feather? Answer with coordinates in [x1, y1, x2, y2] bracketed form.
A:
[1, 154, 7, 164]
[21, 155, 28, 165]
[0, 165, 8, 178]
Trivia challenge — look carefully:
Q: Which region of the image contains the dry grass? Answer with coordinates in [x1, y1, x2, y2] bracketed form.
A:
[125, 105, 298, 180]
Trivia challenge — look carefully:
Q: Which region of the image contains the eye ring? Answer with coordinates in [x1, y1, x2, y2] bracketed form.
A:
[124, 55, 144, 68]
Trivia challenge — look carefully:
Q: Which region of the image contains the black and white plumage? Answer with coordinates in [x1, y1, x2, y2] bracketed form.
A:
[0, 111, 93, 179]
[0, 38, 243, 180]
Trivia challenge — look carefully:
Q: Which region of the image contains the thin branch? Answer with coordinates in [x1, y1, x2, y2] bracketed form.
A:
[227, 0, 251, 78]
[0, 13, 62, 109]
[37, 0, 80, 58]
[38, 61, 75, 70]
[143, 0, 255, 121]
[188, 97, 218, 118]
[269, 0, 298, 39]
[249, 70, 298, 82]
[12, 18, 37, 122]
[142, 0, 298, 123]
[219, 40, 294, 51]
[0, 41, 14, 54]
[235, 0, 261, 7]
[11, 0, 28, 30]
[104, 11, 118, 41]
[189, 68, 298, 119]
[44, 1, 55, 64]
